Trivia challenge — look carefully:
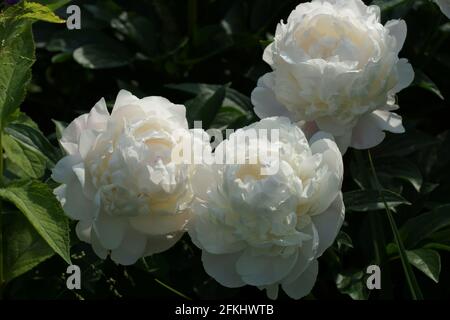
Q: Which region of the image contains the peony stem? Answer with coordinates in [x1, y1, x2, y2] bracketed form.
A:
[367, 150, 423, 300]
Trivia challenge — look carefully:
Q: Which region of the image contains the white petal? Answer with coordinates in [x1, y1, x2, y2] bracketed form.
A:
[112, 89, 139, 112]
[251, 73, 292, 119]
[372, 110, 405, 134]
[93, 215, 127, 250]
[90, 228, 108, 260]
[60, 114, 88, 155]
[202, 251, 245, 288]
[51, 155, 82, 183]
[435, 0, 450, 19]
[310, 131, 344, 178]
[87, 98, 109, 130]
[311, 193, 345, 257]
[236, 249, 298, 286]
[111, 228, 147, 265]
[78, 130, 96, 159]
[350, 113, 386, 149]
[282, 260, 318, 300]
[144, 232, 183, 255]
[385, 19, 407, 54]
[393, 58, 414, 93]
[264, 284, 279, 300]
[76, 220, 92, 243]
[56, 180, 96, 220]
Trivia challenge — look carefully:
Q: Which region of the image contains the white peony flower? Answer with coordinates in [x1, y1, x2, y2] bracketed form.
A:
[251, 0, 414, 153]
[435, 0, 450, 19]
[188, 117, 344, 299]
[52, 90, 210, 265]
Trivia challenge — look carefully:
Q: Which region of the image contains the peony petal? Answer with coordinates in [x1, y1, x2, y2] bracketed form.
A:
[236, 248, 298, 286]
[51, 154, 82, 183]
[93, 214, 127, 250]
[144, 232, 183, 255]
[371, 110, 405, 134]
[55, 180, 96, 221]
[60, 114, 88, 155]
[202, 251, 245, 288]
[350, 113, 386, 149]
[87, 98, 109, 130]
[281, 259, 318, 299]
[385, 19, 407, 54]
[435, 0, 450, 19]
[112, 89, 139, 112]
[311, 193, 345, 257]
[251, 73, 292, 119]
[76, 220, 92, 243]
[393, 58, 414, 93]
[111, 228, 147, 265]
[90, 228, 108, 259]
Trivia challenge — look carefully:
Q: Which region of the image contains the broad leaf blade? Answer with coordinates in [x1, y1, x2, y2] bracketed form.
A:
[0, 180, 71, 264]
[406, 249, 441, 283]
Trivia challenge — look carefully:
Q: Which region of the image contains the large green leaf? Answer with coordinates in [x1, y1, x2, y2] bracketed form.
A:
[73, 43, 134, 69]
[1, 134, 47, 179]
[344, 189, 410, 212]
[336, 270, 369, 300]
[0, 180, 71, 264]
[406, 249, 441, 283]
[377, 158, 423, 192]
[0, 8, 34, 127]
[400, 204, 450, 248]
[185, 85, 227, 129]
[5, 123, 61, 165]
[412, 70, 444, 100]
[4, 211, 55, 282]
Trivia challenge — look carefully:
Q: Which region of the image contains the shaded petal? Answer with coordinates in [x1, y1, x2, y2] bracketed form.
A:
[236, 249, 298, 286]
[311, 193, 345, 257]
[282, 260, 318, 300]
[129, 211, 190, 236]
[393, 59, 414, 93]
[350, 113, 385, 150]
[144, 232, 184, 255]
[93, 215, 127, 250]
[111, 228, 147, 265]
[90, 228, 108, 260]
[76, 220, 92, 243]
[202, 251, 245, 288]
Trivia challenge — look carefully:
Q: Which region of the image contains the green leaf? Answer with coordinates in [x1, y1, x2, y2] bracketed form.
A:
[336, 270, 369, 300]
[0, 180, 71, 264]
[400, 204, 450, 248]
[412, 70, 444, 100]
[0, 7, 35, 127]
[2, 134, 47, 179]
[336, 231, 354, 251]
[52, 119, 67, 140]
[185, 85, 227, 128]
[73, 43, 134, 69]
[372, 130, 437, 158]
[377, 158, 423, 192]
[406, 249, 441, 283]
[4, 211, 54, 282]
[20, 2, 65, 23]
[5, 123, 61, 165]
[167, 82, 253, 111]
[344, 189, 410, 212]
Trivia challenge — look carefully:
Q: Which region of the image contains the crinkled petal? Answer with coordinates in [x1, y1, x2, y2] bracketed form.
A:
[385, 19, 407, 54]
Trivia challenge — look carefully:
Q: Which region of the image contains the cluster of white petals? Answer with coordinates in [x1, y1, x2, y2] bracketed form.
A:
[188, 117, 344, 299]
[52, 90, 210, 265]
[252, 0, 414, 153]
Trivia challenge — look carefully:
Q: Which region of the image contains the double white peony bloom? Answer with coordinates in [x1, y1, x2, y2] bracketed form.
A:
[252, 0, 414, 153]
[188, 117, 344, 299]
[52, 90, 210, 265]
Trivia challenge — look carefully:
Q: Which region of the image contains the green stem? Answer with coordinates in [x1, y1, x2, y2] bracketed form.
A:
[367, 151, 423, 300]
